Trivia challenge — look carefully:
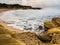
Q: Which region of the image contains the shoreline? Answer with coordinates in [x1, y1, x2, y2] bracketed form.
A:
[0, 19, 24, 33]
[0, 9, 24, 33]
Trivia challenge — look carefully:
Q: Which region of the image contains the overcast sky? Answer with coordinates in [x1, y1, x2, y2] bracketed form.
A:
[0, 0, 60, 8]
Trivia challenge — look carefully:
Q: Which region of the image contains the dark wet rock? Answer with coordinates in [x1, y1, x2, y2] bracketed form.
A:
[24, 27, 32, 30]
[38, 34, 52, 42]
[38, 25, 43, 30]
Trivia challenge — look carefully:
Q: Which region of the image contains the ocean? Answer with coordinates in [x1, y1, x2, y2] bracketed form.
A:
[0, 7, 60, 34]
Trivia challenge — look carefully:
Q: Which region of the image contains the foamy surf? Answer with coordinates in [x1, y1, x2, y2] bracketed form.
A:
[0, 8, 60, 34]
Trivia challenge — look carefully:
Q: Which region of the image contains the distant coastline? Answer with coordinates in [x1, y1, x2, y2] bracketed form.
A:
[0, 3, 42, 9]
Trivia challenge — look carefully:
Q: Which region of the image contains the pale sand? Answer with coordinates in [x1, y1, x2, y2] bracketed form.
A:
[0, 9, 24, 33]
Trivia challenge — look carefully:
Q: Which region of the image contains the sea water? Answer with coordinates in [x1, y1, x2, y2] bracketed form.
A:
[0, 7, 60, 34]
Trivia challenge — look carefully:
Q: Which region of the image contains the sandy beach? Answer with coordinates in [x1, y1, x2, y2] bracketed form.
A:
[0, 9, 24, 33]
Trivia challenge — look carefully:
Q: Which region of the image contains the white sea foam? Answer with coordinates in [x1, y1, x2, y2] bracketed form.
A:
[0, 8, 60, 33]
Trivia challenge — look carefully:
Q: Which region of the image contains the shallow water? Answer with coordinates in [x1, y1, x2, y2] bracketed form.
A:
[0, 8, 60, 33]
